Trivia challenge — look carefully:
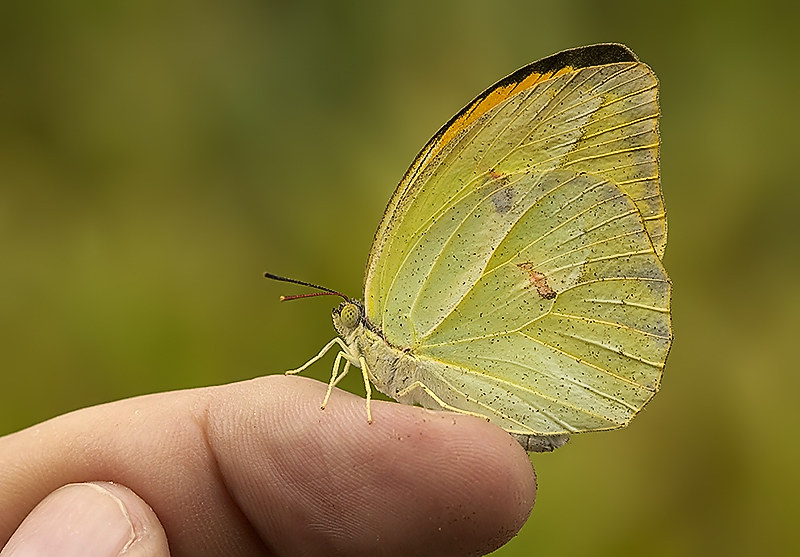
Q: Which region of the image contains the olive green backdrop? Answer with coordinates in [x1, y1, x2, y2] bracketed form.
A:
[2, 1, 797, 555]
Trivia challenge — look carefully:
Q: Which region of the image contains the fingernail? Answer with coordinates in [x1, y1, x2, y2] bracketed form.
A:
[1, 483, 135, 557]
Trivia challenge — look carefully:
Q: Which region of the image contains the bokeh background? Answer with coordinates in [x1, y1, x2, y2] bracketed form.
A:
[2, 1, 798, 555]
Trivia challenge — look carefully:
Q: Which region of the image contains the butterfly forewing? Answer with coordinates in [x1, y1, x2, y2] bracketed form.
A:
[362, 44, 671, 436]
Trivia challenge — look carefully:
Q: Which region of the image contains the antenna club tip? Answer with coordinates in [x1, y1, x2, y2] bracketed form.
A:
[279, 295, 288, 302]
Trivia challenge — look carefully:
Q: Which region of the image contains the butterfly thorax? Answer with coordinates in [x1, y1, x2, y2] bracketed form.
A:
[332, 299, 420, 399]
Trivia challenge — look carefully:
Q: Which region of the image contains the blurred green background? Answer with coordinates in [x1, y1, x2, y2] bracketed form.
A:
[2, 1, 798, 555]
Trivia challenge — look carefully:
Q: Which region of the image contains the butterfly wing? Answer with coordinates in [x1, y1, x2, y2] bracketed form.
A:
[363, 44, 670, 435]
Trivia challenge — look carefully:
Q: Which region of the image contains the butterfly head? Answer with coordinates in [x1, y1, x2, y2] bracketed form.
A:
[332, 299, 364, 337]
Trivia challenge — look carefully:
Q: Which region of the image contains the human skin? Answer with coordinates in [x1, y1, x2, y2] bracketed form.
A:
[0, 375, 537, 556]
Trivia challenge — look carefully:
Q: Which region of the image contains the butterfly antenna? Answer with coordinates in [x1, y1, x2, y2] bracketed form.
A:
[264, 272, 350, 302]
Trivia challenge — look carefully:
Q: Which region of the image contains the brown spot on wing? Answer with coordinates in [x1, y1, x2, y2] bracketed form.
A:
[517, 262, 557, 299]
[488, 168, 505, 180]
[486, 169, 513, 213]
[491, 188, 513, 213]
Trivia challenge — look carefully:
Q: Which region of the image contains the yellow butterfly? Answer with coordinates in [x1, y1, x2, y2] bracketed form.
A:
[267, 43, 671, 452]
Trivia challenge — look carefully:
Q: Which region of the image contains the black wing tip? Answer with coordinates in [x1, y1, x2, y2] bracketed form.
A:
[502, 43, 639, 87]
[549, 43, 639, 68]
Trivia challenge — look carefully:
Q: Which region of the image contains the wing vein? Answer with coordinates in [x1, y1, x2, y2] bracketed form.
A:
[549, 311, 671, 339]
[474, 355, 639, 413]
[517, 331, 654, 389]
[556, 330, 666, 368]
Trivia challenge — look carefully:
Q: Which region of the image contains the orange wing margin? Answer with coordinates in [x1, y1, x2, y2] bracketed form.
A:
[408, 43, 639, 184]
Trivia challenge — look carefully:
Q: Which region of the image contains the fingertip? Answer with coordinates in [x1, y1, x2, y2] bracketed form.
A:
[0, 482, 169, 557]
[370, 404, 538, 555]
[96, 482, 170, 557]
[209, 375, 536, 556]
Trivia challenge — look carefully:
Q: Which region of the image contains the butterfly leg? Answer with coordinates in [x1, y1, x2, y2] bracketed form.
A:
[284, 337, 349, 375]
[321, 352, 351, 410]
[359, 356, 373, 424]
[396, 381, 491, 421]
[323, 353, 372, 423]
[282, 337, 373, 423]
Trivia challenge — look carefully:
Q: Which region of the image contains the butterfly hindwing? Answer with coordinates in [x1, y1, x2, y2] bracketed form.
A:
[382, 169, 669, 434]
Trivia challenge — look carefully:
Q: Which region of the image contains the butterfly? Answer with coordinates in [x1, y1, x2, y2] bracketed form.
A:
[267, 43, 671, 452]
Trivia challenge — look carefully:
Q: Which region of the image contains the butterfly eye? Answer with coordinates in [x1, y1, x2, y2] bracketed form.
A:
[340, 303, 360, 329]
